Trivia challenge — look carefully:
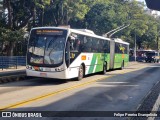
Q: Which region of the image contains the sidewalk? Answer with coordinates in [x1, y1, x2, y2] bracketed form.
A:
[0, 66, 26, 77]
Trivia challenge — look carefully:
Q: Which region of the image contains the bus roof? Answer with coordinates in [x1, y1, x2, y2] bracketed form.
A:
[31, 27, 129, 45]
[32, 26, 111, 41]
[114, 38, 129, 45]
[136, 49, 155, 52]
[70, 28, 111, 41]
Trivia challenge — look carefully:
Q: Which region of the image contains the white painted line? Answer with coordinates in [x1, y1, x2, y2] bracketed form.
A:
[147, 94, 160, 120]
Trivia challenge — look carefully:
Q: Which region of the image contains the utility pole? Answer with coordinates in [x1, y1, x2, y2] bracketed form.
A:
[134, 32, 137, 62]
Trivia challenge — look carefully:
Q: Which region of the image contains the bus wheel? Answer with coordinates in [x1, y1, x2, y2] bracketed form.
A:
[120, 61, 124, 70]
[78, 65, 84, 80]
[102, 62, 107, 74]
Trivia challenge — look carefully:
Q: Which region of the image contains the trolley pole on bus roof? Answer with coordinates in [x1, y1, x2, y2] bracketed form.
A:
[103, 24, 125, 37]
[103, 24, 130, 38]
[109, 24, 130, 38]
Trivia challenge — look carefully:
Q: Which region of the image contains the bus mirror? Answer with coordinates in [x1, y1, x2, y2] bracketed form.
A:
[68, 36, 75, 42]
[68, 36, 75, 50]
[24, 32, 29, 41]
[70, 42, 74, 50]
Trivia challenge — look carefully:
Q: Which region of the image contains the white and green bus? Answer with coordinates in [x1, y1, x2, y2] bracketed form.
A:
[26, 27, 129, 80]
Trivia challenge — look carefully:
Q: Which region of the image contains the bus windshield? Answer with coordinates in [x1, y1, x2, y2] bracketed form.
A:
[146, 52, 156, 56]
[28, 29, 67, 66]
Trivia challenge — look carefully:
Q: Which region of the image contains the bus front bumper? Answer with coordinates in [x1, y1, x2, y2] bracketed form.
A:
[26, 69, 67, 79]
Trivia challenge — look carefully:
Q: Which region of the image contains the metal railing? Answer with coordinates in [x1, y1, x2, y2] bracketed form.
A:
[0, 56, 26, 70]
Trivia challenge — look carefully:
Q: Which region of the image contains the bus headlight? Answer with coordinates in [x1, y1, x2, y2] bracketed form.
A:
[26, 66, 29, 69]
[55, 68, 64, 71]
[26, 65, 32, 70]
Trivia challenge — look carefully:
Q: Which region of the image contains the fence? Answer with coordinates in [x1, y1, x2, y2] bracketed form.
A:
[0, 56, 26, 70]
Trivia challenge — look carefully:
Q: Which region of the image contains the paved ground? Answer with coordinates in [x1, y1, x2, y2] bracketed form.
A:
[0, 62, 159, 120]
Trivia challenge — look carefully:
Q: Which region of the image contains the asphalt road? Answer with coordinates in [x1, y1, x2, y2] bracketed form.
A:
[0, 62, 160, 120]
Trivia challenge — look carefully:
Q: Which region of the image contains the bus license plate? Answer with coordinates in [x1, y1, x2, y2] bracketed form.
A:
[40, 73, 47, 77]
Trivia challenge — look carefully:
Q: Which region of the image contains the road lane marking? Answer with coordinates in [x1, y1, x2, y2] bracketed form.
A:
[0, 76, 113, 111]
[0, 65, 147, 111]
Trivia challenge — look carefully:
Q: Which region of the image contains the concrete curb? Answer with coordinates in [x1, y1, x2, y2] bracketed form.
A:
[0, 74, 26, 84]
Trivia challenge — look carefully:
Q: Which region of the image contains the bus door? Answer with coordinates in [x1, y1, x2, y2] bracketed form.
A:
[65, 35, 80, 67]
[110, 40, 115, 69]
[65, 39, 71, 67]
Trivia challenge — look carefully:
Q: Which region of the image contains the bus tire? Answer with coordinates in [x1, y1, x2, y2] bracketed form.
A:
[102, 62, 107, 74]
[120, 61, 124, 70]
[78, 65, 84, 80]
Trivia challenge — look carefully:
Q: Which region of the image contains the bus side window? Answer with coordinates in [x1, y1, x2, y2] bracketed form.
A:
[73, 38, 80, 52]
[115, 43, 119, 53]
[85, 37, 92, 52]
[103, 40, 108, 53]
[78, 35, 85, 52]
[93, 38, 98, 52]
[99, 39, 103, 53]
[69, 34, 80, 52]
[65, 40, 70, 67]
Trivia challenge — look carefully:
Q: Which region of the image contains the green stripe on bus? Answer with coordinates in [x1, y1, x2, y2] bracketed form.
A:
[88, 54, 97, 74]
[95, 53, 103, 72]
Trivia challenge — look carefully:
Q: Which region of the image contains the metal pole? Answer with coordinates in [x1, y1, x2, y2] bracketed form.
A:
[103, 24, 125, 37]
[16, 41, 17, 69]
[1, 40, 3, 70]
[157, 36, 159, 51]
[134, 32, 137, 62]
[109, 24, 130, 38]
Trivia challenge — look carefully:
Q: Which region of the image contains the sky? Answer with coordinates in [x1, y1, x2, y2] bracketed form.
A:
[137, 0, 146, 5]
[138, 0, 145, 2]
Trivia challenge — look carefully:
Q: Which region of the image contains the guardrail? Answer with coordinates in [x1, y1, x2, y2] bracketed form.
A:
[0, 56, 26, 70]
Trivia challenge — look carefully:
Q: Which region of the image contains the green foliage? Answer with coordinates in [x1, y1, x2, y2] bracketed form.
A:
[0, 0, 160, 56]
[43, 0, 89, 26]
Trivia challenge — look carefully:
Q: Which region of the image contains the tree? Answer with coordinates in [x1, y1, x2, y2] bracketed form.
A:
[1, 0, 51, 56]
[85, 1, 129, 35]
[43, 0, 89, 26]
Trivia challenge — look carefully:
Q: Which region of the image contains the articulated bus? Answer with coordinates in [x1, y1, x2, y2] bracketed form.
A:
[26, 27, 129, 80]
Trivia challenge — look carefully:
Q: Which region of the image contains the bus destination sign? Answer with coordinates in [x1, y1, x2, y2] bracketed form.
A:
[36, 29, 63, 35]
